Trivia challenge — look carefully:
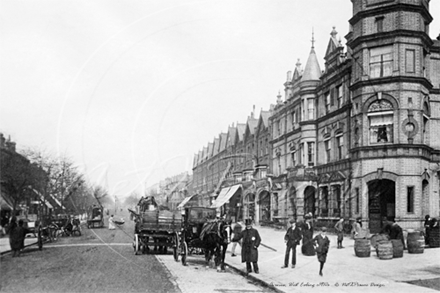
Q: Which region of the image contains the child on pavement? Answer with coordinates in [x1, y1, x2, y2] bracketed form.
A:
[334, 218, 345, 248]
[313, 226, 330, 276]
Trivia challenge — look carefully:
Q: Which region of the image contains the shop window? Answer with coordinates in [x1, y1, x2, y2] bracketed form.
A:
[368, 99, 394, 144]
[370, 46, 393, 78]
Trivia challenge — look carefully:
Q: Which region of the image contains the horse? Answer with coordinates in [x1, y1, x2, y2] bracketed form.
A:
[199, 220, 232, 272]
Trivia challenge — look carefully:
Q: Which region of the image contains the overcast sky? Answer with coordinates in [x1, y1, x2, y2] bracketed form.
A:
[1, 0, 439, 199]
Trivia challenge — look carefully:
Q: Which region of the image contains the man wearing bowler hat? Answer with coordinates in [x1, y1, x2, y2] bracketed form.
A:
[236, 218, 261, 274]
[282, 219, 302, 268]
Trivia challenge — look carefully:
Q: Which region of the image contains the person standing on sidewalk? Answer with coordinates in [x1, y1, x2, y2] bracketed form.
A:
[236, 218, 261, 274]
[313, 227, 330, 277]
[108, 215, 116, 230]
[334, 218, 345, 248]
[301, 213, 315, 256]
[230, 220, 242, 257]
[282, 219, 302, 269]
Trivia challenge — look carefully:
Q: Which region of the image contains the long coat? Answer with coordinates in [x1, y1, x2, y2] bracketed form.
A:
[313, 234, 330, 263]
[237, 227, 261, 263]
[7, 223, 26, 251]
[284, 225, 302, 246]
[301, 221, 315, 256]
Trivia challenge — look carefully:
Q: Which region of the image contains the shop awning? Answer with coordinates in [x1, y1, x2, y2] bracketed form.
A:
[211, 185, 241, 208]
[177, 194, 197, 209]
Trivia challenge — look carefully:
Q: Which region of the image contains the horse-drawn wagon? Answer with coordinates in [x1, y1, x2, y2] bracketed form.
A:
[129, 196, 181, 260]
[179, 206, 231, 271]
[87, 206, 104, 228]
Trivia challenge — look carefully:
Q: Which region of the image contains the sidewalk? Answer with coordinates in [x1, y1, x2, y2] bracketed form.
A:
[0, 235, 38, 255]
[224, 226, 440, 293]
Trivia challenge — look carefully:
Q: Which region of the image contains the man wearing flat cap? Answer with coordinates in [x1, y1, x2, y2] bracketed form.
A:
[282, 219, 302, 268]
[235, 218, 261, 274]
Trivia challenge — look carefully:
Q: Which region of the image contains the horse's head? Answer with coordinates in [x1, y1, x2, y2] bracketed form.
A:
[219, 220, 232, 245]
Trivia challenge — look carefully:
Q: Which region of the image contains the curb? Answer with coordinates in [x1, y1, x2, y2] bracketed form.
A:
[225, 261, 285, 293]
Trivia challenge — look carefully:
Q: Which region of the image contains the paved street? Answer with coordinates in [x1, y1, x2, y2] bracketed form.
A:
[0, 214, 270, 293]
[1, 214, 439, 293]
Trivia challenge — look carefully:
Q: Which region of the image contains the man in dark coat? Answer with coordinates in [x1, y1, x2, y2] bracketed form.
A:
[313, 227, 330, 276]
[282, 219, 302, 268]
[389, 220, 405, 249]
[236, 218, 261, 274]
[7, 217, 26, 257]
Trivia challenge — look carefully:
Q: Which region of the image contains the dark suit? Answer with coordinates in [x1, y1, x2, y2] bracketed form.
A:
[284, 224, 302, 266]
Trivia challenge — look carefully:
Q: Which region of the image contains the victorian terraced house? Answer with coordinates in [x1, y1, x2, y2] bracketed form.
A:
[190, 0, 440, 232]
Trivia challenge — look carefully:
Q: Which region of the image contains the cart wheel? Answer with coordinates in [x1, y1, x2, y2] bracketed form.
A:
[134, 234, 140, 255]
[173, 233, 180, 262]
[181, 241, 188, 266]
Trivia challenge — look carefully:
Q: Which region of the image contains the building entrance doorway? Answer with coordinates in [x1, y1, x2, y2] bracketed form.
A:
[258, 191, 270, 223]
[244, 193, 255, 222]
[304, 186, 316, 216]
[368, 179, 395, 233]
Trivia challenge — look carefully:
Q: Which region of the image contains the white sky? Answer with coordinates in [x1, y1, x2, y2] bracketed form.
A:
[1, 0, 439, 199]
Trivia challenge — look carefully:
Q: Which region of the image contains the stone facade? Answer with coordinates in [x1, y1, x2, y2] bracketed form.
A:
[190, 0, 440, 231]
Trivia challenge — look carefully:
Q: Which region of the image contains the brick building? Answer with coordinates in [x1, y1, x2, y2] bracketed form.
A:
[190, 0, 440, 231]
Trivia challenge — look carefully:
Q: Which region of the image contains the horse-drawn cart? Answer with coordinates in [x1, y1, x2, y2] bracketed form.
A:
[87, 206, 104, 228]
[129, 196, 182, 260]
[179, 206, 217, 266]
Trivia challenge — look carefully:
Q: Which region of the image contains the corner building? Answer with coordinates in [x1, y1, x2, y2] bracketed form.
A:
[190, 0, 440, 232]
[270, 0, 439, 231]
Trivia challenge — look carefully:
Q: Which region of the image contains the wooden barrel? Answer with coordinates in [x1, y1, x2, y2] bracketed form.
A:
[377, 241, 393, 260]
[391, 239, 403, 258]
[429, 228, 440, 248]
[407, 231, 424, 254]
[354, 239, 371, 257]
[370, 234, 389, 249]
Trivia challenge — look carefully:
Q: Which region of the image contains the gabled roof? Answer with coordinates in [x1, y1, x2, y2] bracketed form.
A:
[212, 138, 220, 156]
[207, 142, 214, 159]
[219, 133, 227, 152]
[197, 150, 202, 164]
[247, 117, 258, 136]
[193, 153, 198, 168]
[226, 126, 237, 147]
[202, 146, 208, 161]
[260, 111, 270, 128]
[235, 123, 246, 142]
[324, 27, 340, 60]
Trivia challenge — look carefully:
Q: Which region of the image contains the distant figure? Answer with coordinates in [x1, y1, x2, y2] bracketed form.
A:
[230, 221, 242, 257]
[334, 218, 345, 248]
[301, 213, 315, 256]
[313, 227, 330, 277]
[7, 217, 26, 257]
[108, 215, 116, 230]
[424, 215, 431, 246]
[235, 219, 261, 274]
[352, 217, 363, 238]
[282, 219, 302, 269]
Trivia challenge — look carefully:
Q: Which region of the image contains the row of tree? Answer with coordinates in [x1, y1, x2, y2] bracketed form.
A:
[1, 145, 112, 218]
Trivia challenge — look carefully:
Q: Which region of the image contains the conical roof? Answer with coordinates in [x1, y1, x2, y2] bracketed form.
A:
[302, 47, 321, 81]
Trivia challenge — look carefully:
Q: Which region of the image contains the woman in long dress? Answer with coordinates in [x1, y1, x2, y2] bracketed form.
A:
[108, 215, 116, 230]
[301, 214, 316, 256]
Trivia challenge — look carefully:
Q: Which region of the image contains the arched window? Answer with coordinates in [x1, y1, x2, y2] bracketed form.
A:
[367, 99, 393, 143]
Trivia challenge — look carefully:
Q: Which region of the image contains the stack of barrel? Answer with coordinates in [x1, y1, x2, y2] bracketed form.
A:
[354, 228, 371, 257]
[407, 231, 424, 254]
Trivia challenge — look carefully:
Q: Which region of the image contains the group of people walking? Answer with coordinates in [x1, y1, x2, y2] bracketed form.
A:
[229, 213, 331, 276]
